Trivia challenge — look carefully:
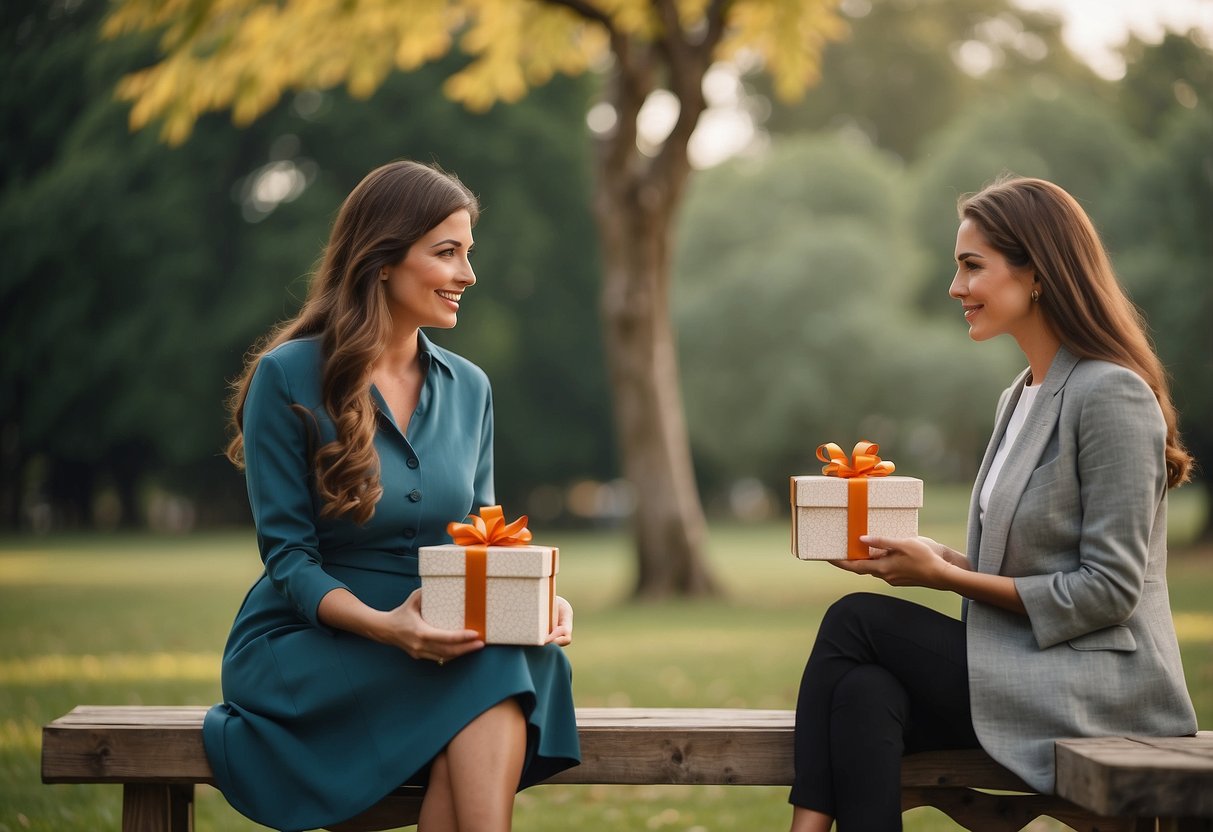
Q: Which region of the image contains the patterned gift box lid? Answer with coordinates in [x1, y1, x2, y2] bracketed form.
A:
[790, 475, 923, 508]
[418, 545, 559, 578]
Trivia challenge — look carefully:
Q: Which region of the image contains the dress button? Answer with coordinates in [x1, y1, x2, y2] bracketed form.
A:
[404, 528, 416, 539]
[408, 489, 422, 502]
[407, 457, 419, 469]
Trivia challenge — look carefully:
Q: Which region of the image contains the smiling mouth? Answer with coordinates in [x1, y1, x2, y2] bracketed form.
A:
[962, 304, 982, 320]
[437, 290, 462, 304]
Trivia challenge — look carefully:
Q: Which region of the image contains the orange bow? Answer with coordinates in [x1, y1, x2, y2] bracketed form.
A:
[446, 506, 549, 640]
[816, 441, 896, 479]
[447, 505, 533, 547]
[815, 441, 895, 559]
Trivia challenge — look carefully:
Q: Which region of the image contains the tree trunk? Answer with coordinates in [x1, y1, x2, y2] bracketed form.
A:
[0, 420, 23, 530]
[590, 28, 721, 599]
[592, 180, 718, 599]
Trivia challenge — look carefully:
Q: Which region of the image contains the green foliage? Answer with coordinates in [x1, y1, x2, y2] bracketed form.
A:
[1104, 102, 1213, 525]
[908, 85, 1141, 313]
[1117, 31, 1213, 138]
[760, 0, 1102, 160]
[673, 134, 1021, 497]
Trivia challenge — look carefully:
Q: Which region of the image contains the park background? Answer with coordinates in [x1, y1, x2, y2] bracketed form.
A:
[2, 0, 1211, 828]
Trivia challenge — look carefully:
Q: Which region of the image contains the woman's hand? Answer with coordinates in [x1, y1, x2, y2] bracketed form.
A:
[831, 535, 960, 589]
[914, 537, 971, 570]
[830, 536, 1026, 613]
[545, 596, 573, 647]
[377, 589, 485, 664]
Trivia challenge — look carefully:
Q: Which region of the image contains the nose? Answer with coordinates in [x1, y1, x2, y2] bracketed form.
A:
[459, 258, 476, 287]
[948, 269, 966, 299]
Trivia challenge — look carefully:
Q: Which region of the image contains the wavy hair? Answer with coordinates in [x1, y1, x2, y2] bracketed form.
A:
[960, 175, 1191, 488]
[226, 160, 480, 522]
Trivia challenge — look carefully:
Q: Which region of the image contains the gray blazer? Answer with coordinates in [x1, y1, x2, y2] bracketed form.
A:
[965, 345, 1197, 793]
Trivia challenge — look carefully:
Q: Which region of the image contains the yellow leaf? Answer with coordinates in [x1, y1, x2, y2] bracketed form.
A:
[103, 0, 844, 142]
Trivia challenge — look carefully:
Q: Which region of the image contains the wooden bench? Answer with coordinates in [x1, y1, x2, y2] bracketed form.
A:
[41, 706, 1212, 831]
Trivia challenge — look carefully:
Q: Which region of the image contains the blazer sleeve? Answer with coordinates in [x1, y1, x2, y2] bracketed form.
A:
[1013, 367, 1166, 647]
[242, 354, 349, 628]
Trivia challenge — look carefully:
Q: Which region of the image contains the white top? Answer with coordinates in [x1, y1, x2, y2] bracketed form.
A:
[979, 383, 1042, 520]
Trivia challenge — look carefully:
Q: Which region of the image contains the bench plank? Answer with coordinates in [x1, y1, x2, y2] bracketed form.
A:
[1056, 732, 1213, 819]
[42, 707, 213, 784]
[44, 706, 1186, 832]
[42, 705, 1028, 789]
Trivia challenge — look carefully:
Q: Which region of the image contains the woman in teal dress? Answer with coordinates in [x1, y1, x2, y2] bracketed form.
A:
[203, 160, 580, 832]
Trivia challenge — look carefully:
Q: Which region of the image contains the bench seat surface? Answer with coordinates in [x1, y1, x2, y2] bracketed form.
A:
[42, 705, 1024, 789]
[44, 706, 1213, 825]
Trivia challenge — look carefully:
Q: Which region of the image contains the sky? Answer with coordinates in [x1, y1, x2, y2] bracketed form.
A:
[1014, 0, 1213, 78]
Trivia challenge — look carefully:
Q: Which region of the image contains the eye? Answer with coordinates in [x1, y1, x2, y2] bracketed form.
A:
[437, 248, 457, 258]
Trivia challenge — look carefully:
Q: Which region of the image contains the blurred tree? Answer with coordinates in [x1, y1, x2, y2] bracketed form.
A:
[673, 134, 1020, 503]
[1104, 29, 1213, 535]
[101, 0, 848, 598]
[758, 0, 1100, 160]
[1116, 29, 1212, 139]
[1, 0, 609, 530]
[908, 86, 1140, 314]
[1, 0, 246, 528]
[1105, 102, 1213, 538]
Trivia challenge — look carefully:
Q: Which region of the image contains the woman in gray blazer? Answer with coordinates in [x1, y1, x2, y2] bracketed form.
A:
[789, 176, 1198, 832]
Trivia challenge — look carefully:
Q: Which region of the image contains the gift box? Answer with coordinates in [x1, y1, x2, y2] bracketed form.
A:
[790, 441, 922, 560]
[419, 506, 558, 646]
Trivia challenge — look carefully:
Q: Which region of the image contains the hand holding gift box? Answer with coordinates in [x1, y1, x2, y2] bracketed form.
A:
[791, 441, 923, 560]
[420, 505, 561, 646]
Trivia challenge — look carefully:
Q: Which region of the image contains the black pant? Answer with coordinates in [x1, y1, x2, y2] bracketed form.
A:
[790, 593, 980, 830]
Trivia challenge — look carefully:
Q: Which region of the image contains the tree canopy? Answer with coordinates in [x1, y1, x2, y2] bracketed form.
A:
[103, 0, 845, 145]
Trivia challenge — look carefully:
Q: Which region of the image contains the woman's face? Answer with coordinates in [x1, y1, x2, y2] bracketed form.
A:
[382, 209, 476, 331]
[949, 217, 1038, 343]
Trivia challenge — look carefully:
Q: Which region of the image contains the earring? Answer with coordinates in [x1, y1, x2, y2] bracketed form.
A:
[1030, 289, 1040, 303]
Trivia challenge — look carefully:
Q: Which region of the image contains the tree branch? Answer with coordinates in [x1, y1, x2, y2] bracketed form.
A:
[704, 0, 732, 50]
[650, 0, 688, 66]
[648, 0, 721, 202]
[597, 36, 655, 187]
[539, 0, 617, 34]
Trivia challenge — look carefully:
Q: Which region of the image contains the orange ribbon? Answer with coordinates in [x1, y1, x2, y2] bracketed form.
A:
[447, 506, 551, 640]
[816, 441, 896, 559]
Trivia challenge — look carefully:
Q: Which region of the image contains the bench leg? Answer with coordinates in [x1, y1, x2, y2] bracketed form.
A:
[903, 787, 1144, 832]
[323, 787, 424, 832]
[122, 784, 194, 832]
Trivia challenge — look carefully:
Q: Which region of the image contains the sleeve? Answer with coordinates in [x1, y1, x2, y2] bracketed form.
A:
[242, 354, 349, 627]
[471, 381, 495, 510]
[1014, 368, 1166, 647]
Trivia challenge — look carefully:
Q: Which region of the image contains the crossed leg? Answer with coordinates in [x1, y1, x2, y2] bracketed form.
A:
[418, 697, 527, 832]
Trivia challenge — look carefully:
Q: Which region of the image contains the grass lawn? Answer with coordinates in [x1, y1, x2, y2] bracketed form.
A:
[2, 485, 1210, 831]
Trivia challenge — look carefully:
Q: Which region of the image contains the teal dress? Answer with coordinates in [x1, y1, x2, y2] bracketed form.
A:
[203, 334, 580, 832]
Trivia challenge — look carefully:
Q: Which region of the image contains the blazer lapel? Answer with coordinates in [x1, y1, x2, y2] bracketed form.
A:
[975, 345, 1081, 575]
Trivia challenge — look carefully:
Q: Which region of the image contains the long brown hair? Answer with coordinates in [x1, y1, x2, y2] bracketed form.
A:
[226, 160, 480, 522]
[960, 175, 1191, 488]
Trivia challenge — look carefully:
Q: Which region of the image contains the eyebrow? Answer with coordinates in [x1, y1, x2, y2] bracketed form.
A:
[956, 251, 984, 261]
[429, 238, 465, 248]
